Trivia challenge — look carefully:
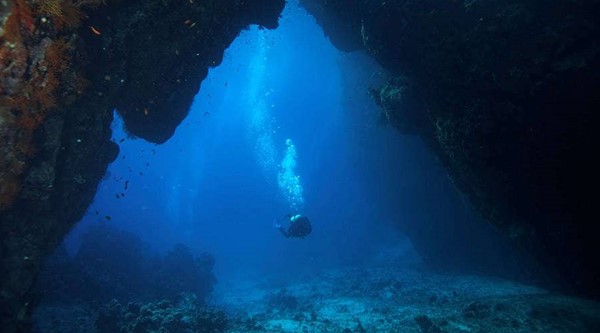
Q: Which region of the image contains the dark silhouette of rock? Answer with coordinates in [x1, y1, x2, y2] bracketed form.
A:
[151, 244, 216, 302]
[300, 0, 600, 297]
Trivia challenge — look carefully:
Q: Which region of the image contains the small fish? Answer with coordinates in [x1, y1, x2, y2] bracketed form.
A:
[104, 215, 111, 221]
[90, 26, 102, 36]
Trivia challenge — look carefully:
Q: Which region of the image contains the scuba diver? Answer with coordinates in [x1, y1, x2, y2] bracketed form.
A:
[274, 214, 312, 238]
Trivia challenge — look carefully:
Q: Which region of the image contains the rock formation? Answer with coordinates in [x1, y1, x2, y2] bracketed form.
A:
[0, 1, 284, 331]
[300, 0, 600, 297]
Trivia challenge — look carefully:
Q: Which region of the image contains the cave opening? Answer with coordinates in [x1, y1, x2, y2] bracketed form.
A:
[26, 1, 600, 332]
[54, 0, 429, 284]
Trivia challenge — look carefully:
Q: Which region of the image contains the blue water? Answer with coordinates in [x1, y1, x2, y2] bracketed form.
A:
[65, 1, 466, 285]
[34, 2, 600, 332]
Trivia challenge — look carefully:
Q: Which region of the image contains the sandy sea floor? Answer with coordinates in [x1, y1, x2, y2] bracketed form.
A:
[33, 250, 600, 333]
[215, 264, 600, 333]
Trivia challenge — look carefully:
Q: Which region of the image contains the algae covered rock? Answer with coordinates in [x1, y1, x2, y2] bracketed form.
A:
[96, 294, 227, 333]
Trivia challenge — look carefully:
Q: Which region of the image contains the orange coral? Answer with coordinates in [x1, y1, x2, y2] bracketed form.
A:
[0, 0, 98, 211]
[2, 8, 22, 43]
[37, 0, 84, 31]
[2, 0, 35, 43]
[0, 175, 21, 211]
[42, 70, 60, 92]
[34, 88, 58, 111]
[5, 95, 28, 110]
[45, 38, 71, 71]
[36, 0, 62, 17]
[17, 111, 44, 130]
[1, 2, 33, 210]
[16, 0, 35, 33]
[58, 2, 85, 30]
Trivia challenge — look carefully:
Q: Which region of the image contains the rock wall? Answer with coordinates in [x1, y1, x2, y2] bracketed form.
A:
[0, 0, 284, 332]
[300, 0, 600, 297]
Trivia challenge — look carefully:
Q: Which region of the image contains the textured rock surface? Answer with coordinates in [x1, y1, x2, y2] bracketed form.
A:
[95, 294, 227, 333]
[301, 0, 600, 296]
[0, 0, 284, 332]
[216, 262, 600, 332]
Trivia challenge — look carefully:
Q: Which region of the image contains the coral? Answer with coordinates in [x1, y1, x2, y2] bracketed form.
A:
[16, 0, 35, 33]
[36, 0, 108, 31]
[37, 0, 84, 31]
[2, 0, 35, 42]
[34, 86, 58, 111]
[56, 2, 85, 31]
[36, 0, 63, 18]
[19, 112, 42, 130]
[0, 0, 34, 44]
[36, 225, 218, 304]
[96, 295, 227, 333]
[152, 243, 217, 302]
[45, 39, 71, 72]
[2, 8, 22, 43]
[2, 0, 286, 331]
[0, 0, 89, 211]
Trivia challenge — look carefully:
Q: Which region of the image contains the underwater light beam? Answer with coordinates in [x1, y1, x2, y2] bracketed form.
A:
[245, 32, 277, 175]
[244, 30, 305, 212]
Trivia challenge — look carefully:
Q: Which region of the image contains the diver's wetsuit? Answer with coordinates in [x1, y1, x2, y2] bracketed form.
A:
[278, 215, 312, 238]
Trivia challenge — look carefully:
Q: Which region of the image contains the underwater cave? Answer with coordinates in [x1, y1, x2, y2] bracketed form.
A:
[1, 0, 600, 332]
